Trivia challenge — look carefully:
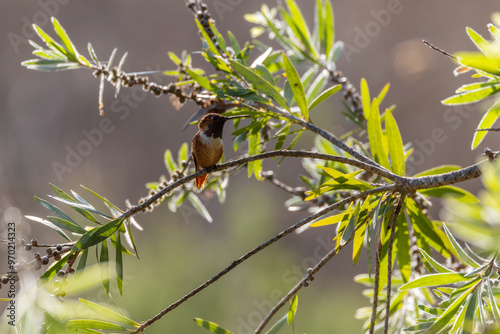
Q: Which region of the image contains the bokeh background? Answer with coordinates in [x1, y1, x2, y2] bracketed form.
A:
[1, 0, 499, 333]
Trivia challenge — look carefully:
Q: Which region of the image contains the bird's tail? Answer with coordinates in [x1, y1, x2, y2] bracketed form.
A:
[195, 174, 209, 191]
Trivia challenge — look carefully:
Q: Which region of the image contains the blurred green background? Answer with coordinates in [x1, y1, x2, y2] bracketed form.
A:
[0, 0, 499, 332]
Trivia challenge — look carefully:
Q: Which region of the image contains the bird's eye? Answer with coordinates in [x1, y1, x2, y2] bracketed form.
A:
[211, 115, 218, 120]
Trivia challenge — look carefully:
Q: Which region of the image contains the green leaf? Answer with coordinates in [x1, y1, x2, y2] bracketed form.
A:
[407, 198, 451, 256]
[367, 98, 391, 170]
[164, 149, 178, 175]
[32, 24, 68, 58]
[352, 218, 368, 265]
[282, 53, 309, 120]
[47, 216, 86, 234]
[467, 26, 496, 58]
[47, 195, 112, 219]
[265, 314, 288, 334]
[51, 17, 79, 62]
[100, 239, 110, 294]
[377, 83, 391, 104]
[66, 319, 126, 331]
[462, 283, 480, 333]
[413, 165, 461, 177]
[385, 109, 405, 175]
[396, 215, 411, 282]
[50, 184, 98, 223]
[283, 0, 316, 57]
[360, 78, 371, 119]
[116, 232, 123, 296]
[39, 252, 72, 284]
[79, 298, 140, 327]
[125, 218, 140, 260]
[185, 68, 217, 91]
[25, 215, 71, 241]
[187, 193, 213, 223]
[399, 272, 474, 290]
[418, 186, 478, 203]
[341, 202, 360, 246]
[418, 305, 444, 316]
[35, 196, 80, 226]
[305, 69, 326, 104]
[229, 59, 289, 110]
[194, 318, 233, 334]
[424, 279, 480, 334]
[227, 31, 241, 55]
[419, 248, 454, 273]
[442, 84, 500, 105]
[248, 125, 263, 180]
[168, 52, 181, 65]
[81, 185, 122, 215]
[308, 84, 342, 110]
[72, 219, 123, 252]
[77, 247, 89, 273]
[455, 51, 500, 76]
[287, 295, 298, 325]
[442, 224, 479, 268]
[472, 98, 500, 149]
[323, 0, 334, 57]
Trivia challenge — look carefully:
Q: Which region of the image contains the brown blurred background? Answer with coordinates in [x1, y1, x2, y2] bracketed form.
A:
[1, 0, 499, 333]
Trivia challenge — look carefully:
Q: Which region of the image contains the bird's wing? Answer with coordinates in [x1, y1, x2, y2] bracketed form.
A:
[192, 152, 200, 172]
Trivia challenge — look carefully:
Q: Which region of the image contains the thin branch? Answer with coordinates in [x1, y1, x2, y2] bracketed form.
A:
[129, 185, 394, 334]
[405, 162, 482, 191]
[384, 193, 406, 334]
[253, 220, 359, 334]
[253, 101, 387, 171]
[120, 150, 404, 219]
[261, 170, 307, 199]
[476, 128, 500, 131]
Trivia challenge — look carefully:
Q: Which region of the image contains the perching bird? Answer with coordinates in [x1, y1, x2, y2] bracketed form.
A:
[191, 113, 247, 190]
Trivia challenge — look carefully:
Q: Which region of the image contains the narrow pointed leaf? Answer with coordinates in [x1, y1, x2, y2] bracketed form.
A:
[367, 98, 391, 169]
[72, 219, 123, 252]
[283, 53, 308, 119]
[188, 193, 213, 223]
[360, 78, 371, 119]
[418, 186, 478, 203]
[399, 272, 473, 290]
[194, 318, 233, 334]
[308, 84, 342, 110]
[51, 17, 78, 62]
[229, 59, 289, 110]
[385, 109, 405, 175]
[39, 252, 72, 283]
[442, 84, 500, 105]
[25, 215, 71, 241]
[79, 298, 140, 327]
[419, 248, 454, 273]
[100, 239, 110, 294]
[47, 216, 86, 234]
[414, 165, 461, 177]
[116, 232, 123, 295]
[341, 202, 360, 246]
[443, 224, 480, 268]
[287, 295, 298, 325]
[472, 98, 500, 149]
[425, 279, 480, 334]
[66, 320, 126, 331]
[265, 314, 288, 334]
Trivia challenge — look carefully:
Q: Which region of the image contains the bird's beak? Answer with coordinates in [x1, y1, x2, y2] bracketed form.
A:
[222, 115, 250, 120]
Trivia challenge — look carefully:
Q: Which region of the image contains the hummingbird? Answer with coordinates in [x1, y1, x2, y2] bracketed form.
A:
[191, 113, 247, 190]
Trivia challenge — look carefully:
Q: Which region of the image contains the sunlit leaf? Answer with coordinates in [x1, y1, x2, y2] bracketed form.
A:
[79, 298, 140, 327]
[282, 53, 309, 120]
[194, 318, 233, 334]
